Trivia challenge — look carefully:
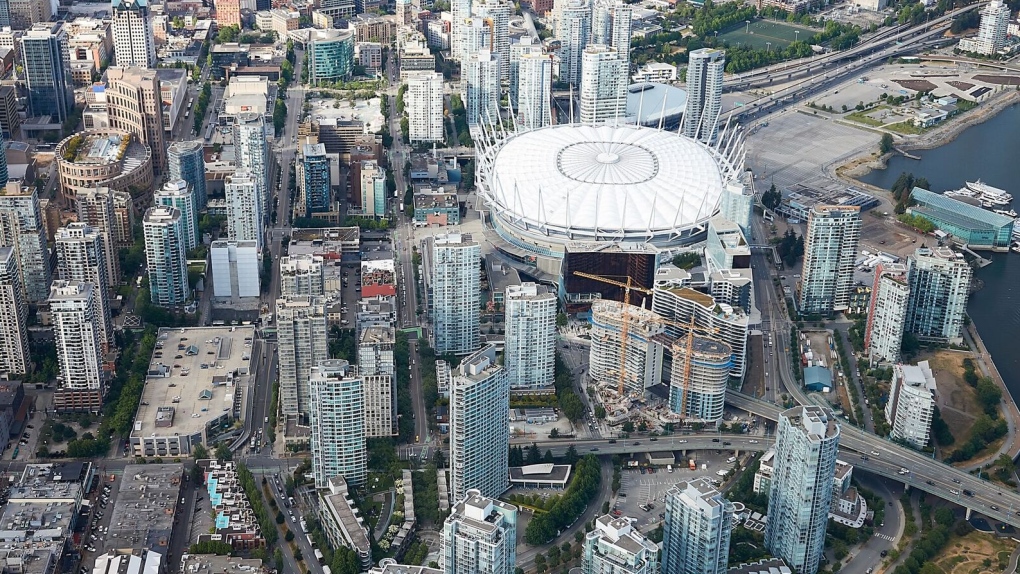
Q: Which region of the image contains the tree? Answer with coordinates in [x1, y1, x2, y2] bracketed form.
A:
[880, 132, 894, 154]
[527, 443, 542, 465]
[276, 511, 285, 524]
[761, 182, 782, 212]
[550, 428, 560, 438]
[192, 443, 209, 460]
[285, 530, 295, 542]
[556, 313, 568, 327]
[543, 449, 555, 463]
[564, 445, 579, 465]
[215, 442, 233, 461]
[672, 252, 701, 269]
[622, 421, 635, 433]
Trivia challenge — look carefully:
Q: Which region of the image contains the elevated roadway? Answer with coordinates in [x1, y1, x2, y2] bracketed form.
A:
[521, 426, 1020, 525]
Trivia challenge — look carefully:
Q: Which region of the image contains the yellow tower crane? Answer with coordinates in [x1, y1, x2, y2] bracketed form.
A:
[573, 271, 720, 415]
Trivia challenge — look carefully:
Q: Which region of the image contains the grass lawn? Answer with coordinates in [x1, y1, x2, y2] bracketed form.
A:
[844, 105, 891, 127]
[718, 19, 813, 50]
[886, 121, 925, 135]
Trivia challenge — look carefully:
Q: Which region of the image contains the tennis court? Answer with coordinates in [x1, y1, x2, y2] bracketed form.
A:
[717, 19, 813, 50]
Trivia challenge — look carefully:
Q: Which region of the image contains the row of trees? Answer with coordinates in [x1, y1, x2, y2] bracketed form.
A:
[523, 455, 601, 544]
[193, 81, 212, 133]
[552, 353, 587, 422]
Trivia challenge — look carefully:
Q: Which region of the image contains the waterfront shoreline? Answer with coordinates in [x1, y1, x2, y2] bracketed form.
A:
[836, 89, 1020, 185]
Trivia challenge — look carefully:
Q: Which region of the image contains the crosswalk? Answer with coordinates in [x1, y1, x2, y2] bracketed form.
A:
[874, 533, 895, 541]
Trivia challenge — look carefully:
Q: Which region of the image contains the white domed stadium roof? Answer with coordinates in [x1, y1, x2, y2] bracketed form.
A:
[483, 124, 734, 244]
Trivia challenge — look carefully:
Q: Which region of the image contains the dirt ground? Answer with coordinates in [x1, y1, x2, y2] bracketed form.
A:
[919, 350, 981, 445]
[933, 530, 1018, 574]
[894, 79, 938, 92]
[972, 75, 1020, 85]
[948, 81, 975, 91]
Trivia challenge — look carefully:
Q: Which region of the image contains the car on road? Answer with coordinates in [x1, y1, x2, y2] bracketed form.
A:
[952, 478, 962, 484]
[950, 489, 960, 495]
[870, 451, 880, 456]
[991, 505, 999, 511]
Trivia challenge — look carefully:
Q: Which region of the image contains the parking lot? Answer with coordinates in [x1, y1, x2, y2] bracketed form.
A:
[78, 475, 119, 572]
[612, 449, 748, 527]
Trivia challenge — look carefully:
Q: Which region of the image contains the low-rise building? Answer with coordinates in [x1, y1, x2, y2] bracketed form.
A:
[198, 460, 267, 550]
[130, 327, 257, 457]
[413, 187, 459, 226]
[102, 464, 185, 565]
[632, 62, 677, 83]
[319, 476, 372, 570]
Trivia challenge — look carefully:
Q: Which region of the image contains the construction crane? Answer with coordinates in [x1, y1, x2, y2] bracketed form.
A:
[573, 272, 654, 396]
[573, 271, 719, 416]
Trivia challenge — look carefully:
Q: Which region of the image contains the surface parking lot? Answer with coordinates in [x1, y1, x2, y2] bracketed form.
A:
[613, 449, 747, 528]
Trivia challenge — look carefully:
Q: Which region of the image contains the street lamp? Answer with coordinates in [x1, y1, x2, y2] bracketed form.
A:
[795, 30, 800, 42]
[746, 20, 750, 34]
[766, 42, 772, 52]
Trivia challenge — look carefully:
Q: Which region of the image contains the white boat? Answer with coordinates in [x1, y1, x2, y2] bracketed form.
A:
[966, 180, 1013, 206]
[995, 209, 1018, 218]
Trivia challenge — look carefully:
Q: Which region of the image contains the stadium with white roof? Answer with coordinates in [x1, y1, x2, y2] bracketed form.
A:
[476, 122, 748, 279]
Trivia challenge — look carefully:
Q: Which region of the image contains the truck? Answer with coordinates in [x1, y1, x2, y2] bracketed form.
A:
[314, 549, 324, 563]
[689, 459, 696, 470]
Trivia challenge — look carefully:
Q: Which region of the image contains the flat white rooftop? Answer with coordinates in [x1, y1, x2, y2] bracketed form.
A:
[131, 326, 256, 440]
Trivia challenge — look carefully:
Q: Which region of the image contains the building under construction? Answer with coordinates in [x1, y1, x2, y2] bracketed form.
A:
[668, 336, 733, 425]
[588, 300, 665, 396]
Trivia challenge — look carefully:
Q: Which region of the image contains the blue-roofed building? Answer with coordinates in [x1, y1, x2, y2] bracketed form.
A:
[908, 187, 1014, 250]
[803, 365, 832, 392]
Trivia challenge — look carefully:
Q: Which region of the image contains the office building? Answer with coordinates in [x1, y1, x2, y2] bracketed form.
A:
[309, 360, 367, 488]
[216, 0, 240, 27]
[668, 336, 732, 425]
[142, 206, 189, 307]
[579, 45, 628, 124]
[167, 141, 208, 210]
[450, 345, 510, 501]
[503, 283, 556, 389]
[557, 0, 590, 85]
[662, 478, 733, 574]
[589, 300, 665, 394]
[307, 29, 356, 84]
[0, 247, 27, 375]
[682, 48, 724, 144]
[281, 254, 324, 297]
[473, 0, 511, 80]
[302, 144, 331, 214]
[0, 183, 50, 303]
[516, 51, 553, 130]
[765, 406, 841, 574]
[359, 160, 386, 218]
[431, 233, 481, 355]
[233, 113, 269, 212]
[277, 297, 329, 422]
[958, 0, 1010, 55]
[106, 67, 166, 175]
[155, 180, 198, 251]
[407, 73, 444, 143]
[50, 281, 104, 411]
[111, 0, 156, 68]
[886, 361, 937, 449]
[225, 170, 264, 250]
[210, 240, 259, 298]
[442, 491, 517, 574]
[583, 515, 659, 574]
[22, 22, 73, 123]
[865, 262, 909, 364]
[905, 246, 972, 344]
[55, 223, 113, 352]
[462, 48, 500, 127]
[799, 205, 862, 315]
[359, 327, 395, 438]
